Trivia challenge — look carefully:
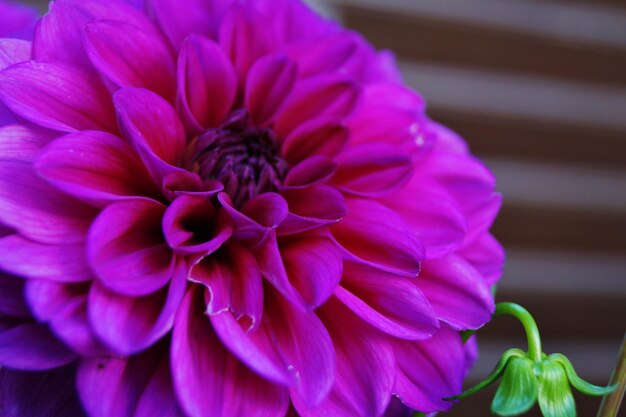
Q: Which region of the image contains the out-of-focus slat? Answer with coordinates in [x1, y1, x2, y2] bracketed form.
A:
[335, 5, 626, 86]
[430, 110, 626, 169]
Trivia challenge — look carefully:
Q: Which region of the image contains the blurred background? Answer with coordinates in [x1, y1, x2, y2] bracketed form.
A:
[18, 0, 626, 415]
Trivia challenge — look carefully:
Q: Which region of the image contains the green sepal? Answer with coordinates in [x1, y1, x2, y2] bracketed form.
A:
[537, 359, 576, 417]
[445, 348, 526, 401]
[491, 356, 538, 416]
[549, 353, 618, 396]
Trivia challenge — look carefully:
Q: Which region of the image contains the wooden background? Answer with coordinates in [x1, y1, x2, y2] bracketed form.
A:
[17, 0, 626, 416]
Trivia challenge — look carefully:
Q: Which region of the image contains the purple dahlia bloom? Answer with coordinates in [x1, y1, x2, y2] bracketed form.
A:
[0, 0, 504, 416]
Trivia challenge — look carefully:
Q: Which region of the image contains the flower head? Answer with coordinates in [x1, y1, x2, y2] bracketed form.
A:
[0, 0, 504, 416]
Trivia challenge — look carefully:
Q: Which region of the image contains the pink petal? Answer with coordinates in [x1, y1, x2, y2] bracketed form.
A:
[280, 234, 343, 309]
[148, 0, 231, 49]
[88, 264, 186, 355]
[331, 198, 424, 276]
[332, 144, 413, 196]
[177, 35, 237, 131]
[0, 319, 76, 370]
[295, 298, 395, 417]
[380, 178, 467, 259]
[417, 256, 495, 330]
[458, 232, 505, 286]
[84, 20, 176, 100]
[114, 87, 186, 181]
[274, 75, 360, 137]
[393, 328, 465, 412]
[34, 0, 157, 68]
[0, 62, 117, 132]
[0, 124, 55, 162]
[336, 262, 439, 340]
[282, 119, 348, 164]
[172, 287, 290, 417]
[279, 186, 346, 235]
[0, 235, 90, 282]
[36, 131, 158, 206]
[245, 53, 297, 126]
[0, 39, 31, 70]
[0, 160, 96, 244]
[88, 199, 175, 296]
[219, 5, 275, 79]
[162, 194, 233, 256]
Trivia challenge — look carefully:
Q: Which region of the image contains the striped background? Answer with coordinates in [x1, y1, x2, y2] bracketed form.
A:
[19, 0, 626, 415]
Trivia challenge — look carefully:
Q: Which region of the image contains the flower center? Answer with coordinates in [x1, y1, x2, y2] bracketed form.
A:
[192, 110, 289, 207]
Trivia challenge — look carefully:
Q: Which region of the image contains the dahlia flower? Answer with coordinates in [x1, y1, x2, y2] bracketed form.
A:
[0, 0, 504, 416]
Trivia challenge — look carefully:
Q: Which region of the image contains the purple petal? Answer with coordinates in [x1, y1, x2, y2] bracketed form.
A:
[114, 87, 186, 181]
[0, 318, 76, 370]
[0, 39, 31, 70]
[393, 327, 465, 412]
[0, 124, 54, 162]
[25, 279, 87, 322]
[84, 20, 175, 100]
[282, 156, 336, 189]
[332, 144, 413, 196]
[282, 119, 348, 165]
[0, 273, 30, 317]
[177, 35, 237, 131]
[163, 194, 232, 256]
[34, 0, 156, 68]
[246, 53, 297, 126]
[331, 198, 424, 276]
[0, 364, 86, 417]
[87, 262, 186, 355]
[295, 298, 395, 417]
[279, 186, 346, 235]
[88, 199, 175, 296]
[280, 234, 343, 309]
[336, 262, 439, 340]
[0, 1, 38, 40]
[274, 75, 360, 137]
[418, 256, 495, 330]
[0, 62, 117, 132]
[172, 287, 290, 417]
[36, 130, 159, 206]
[134, 353, 187, 417]
[0, 235, 90, 282]
[0, 160, 96, 244]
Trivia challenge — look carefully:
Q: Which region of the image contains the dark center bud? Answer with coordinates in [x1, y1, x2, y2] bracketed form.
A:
[191, 110, 289, 207]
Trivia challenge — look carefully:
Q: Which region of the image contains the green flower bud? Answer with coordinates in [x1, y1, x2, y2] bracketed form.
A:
[492, 356, 538, 416]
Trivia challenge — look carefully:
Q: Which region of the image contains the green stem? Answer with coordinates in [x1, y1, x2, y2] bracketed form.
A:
[495, 302, 542, 363]
[596, 334, 626, 417]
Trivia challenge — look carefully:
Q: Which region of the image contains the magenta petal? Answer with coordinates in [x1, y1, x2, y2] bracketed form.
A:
[274, 75, 360, 137]
[163, 195, 233, 256]
[282, 119, 348, 165]
[280, 234, 342, 309]
[0, 273, 30, 317]
[0, 39, 31, 70]
[282, 156, 337, 189]
[34, 0, 156, 67]
[89, 199, 175, 296]
[0, 364, 86, 417]
[134, 354, 187, 417]
[88, 265, 186, 355]
[219, 5, 275, 79]
[0, 124, 54, 162]
[172, 287, 290, 417]
[418, 256, 495, 330]
[331, 198, 424, 276]
[246, 53, 297, 126]
[393, 328, 465, 412]
[36, 131, 158, 206]
[0, 319, 76, 370]
[458, 232, 505, 286]
[177, 35, 237, 131]
[84, 20, 176, 100]
[0, 62, 117, 133]
[0, 160, 96, 244]
[114, 87, 186, 180]
[332, 143, 413, 196]
[295, 298, 395, 417]
[0, 235, 90, 282]
[26, 279, 87, 322]
[148, 0, 231, 49]
[337, 262, 439, 340]
[279, 186, 346, 235]
[380, 179, 467, 259]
